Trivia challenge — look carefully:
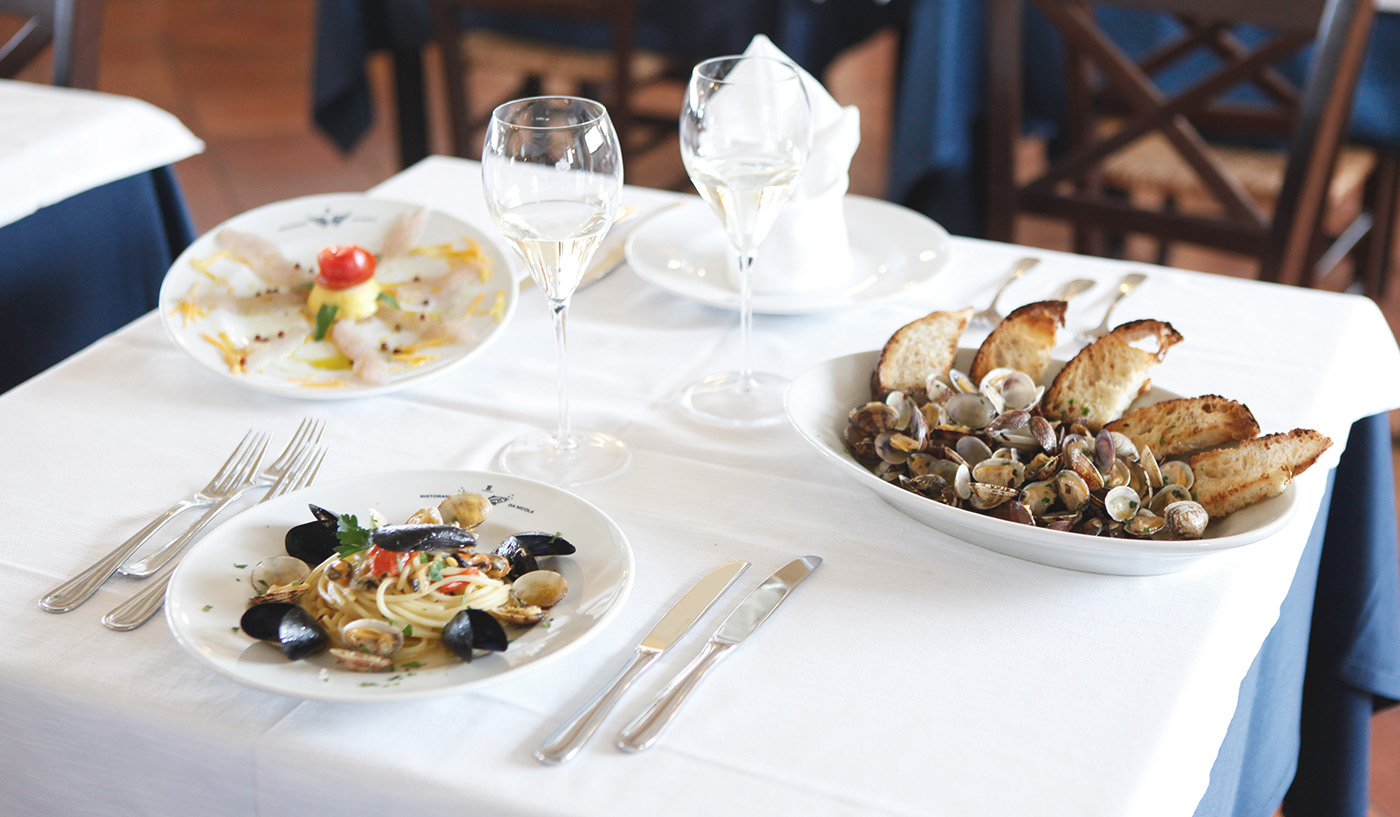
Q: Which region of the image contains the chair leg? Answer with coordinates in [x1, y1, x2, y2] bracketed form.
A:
[391, 48, 429, 169]
[1358, 151, 1399, 300]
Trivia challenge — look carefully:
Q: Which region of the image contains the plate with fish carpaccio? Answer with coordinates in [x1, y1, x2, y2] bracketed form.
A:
[158, 194, 517, 399]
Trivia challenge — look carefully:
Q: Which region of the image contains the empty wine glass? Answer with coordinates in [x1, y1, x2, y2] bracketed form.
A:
[482, 96, 629, 485]
[679, 55, 813, 426]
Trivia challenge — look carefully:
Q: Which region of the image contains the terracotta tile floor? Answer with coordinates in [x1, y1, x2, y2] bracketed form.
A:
[75, 1, 1398, 813]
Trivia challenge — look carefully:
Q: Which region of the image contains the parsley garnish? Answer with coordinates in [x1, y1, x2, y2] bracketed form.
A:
[428, 561, 443, 582]
[403, 624, 414, 638]
[313, 303, 339, 341]
[203, 605, 213, 612]
[334, 514, 373, 556]
[376, 291, 401, 310]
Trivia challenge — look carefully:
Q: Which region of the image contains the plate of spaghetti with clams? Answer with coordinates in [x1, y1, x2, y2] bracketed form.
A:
[165, 469, 633, 702]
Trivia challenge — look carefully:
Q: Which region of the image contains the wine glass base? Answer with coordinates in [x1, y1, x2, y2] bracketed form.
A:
[499, 430, 630, 487]
[680, 371, 789, 426]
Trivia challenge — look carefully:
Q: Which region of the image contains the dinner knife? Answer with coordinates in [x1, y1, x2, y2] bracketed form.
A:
[534, 559, 750, 765]
[616, 555, 822, 753]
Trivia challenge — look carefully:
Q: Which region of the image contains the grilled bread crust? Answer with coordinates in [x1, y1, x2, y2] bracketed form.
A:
[872, 307, 974, 398]
[969, 300, 1067, 384]
[1190, 429, 1332, 518]
[1104, 395, 1260, 458]
[1041, 319, 1183, 432]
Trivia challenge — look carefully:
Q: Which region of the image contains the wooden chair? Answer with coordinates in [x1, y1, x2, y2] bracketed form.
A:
[429, 0, 678, 160]
[985, 0, 1395, 297]
[0, 0, 103, 88]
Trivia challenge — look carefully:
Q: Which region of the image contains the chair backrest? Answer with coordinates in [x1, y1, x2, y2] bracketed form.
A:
[0, 0, 103, 88]
[430, 0, 665, 159]
[984, 0, 1376, 287]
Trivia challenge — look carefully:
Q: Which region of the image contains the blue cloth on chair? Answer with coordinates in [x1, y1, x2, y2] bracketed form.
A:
[0, 167, 195, 393]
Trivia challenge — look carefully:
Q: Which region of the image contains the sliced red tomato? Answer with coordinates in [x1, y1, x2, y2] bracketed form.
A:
[367, 545, 411, 578]
[315, 244, 376, 290]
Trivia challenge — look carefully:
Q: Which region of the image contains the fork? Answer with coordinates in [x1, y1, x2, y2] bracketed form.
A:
[1080, 272, 1148, 342]
[101, 445, 327, 631]
[38, 431, 269, 614]
[970, 257, 1041, 327]
[119, 418, 324, 577]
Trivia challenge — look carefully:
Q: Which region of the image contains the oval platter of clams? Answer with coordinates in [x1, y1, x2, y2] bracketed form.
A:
[785, 301, 1331, 575]
[164, 470, 633, 701]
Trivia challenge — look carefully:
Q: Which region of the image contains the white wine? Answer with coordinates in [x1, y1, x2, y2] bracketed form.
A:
[497, 200, 612, 300]
[685, 154, 802, 252]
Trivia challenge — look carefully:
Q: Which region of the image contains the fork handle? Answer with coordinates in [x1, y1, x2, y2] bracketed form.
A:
[39, 500, 197, 613]
[119, 488, 257, 577]
[101, 564, 177, 630]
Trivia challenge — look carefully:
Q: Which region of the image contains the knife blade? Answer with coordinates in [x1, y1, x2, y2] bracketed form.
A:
[615, 555, 822, 753]
[533, 559, 750, 765]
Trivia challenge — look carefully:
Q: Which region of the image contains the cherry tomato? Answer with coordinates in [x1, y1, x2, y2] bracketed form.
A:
[315, 244, 376, 290]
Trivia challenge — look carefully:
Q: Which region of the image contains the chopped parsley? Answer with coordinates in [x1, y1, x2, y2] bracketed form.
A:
[376, 291, 401, 310]
[202, 605, 213, 612]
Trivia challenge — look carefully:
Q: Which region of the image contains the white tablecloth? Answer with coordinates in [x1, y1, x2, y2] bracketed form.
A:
[3, 156, 1398, 817]
[0, 79, 203, 228]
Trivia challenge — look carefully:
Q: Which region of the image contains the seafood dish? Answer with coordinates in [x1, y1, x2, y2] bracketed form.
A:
[158, 194, 517, 398]
[241, 493, 575, 672]
[843, 302, 1330, 543]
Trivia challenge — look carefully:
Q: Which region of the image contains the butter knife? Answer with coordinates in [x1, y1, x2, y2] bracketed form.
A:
[616, 555, 822, 753]
[534, 559, 749, 765]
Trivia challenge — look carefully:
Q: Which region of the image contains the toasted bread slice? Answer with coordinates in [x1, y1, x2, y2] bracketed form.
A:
[872, 307, 973, 398]
[1041, 319, 1183, 432]
[1104, 395, 1260, 458]
[1190, 429, 1332, 517]
[969, 300, 1066, 384]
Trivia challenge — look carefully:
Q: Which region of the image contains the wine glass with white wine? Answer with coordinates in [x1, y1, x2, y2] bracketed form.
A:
[482, 96, 629, 486]
[679, 55, 812, 425]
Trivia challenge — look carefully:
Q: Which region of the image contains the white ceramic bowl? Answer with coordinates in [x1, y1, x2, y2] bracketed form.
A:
[784, 349, 1299, 575]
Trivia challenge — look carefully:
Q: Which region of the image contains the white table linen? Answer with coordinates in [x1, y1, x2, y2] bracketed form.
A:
[4, 155, 1399, 817]
[0, 79, 203, 229]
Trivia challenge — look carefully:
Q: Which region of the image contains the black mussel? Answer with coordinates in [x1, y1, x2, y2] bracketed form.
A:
[277, 606, 330, 660]
[240, 603, 330, 661]
[495, 532, 575, 580]
[240, 602, 297, 641]
[440, 608, 509, 662]
[308, 504, 339, 525]
[286, 519, 339, 566]
[370, 523, 478, 552]
[510, 532, 577, 557]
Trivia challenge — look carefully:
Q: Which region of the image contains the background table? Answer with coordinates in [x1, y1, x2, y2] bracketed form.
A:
[0, 80, 203, 393]
[2, 156, 1398, 817]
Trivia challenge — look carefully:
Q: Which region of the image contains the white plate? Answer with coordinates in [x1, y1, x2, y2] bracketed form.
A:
[159, 194, 518, 399]
[624, 196, 953, 315]
[165, 469, 633, 702]
[784, 350, 1300, 575]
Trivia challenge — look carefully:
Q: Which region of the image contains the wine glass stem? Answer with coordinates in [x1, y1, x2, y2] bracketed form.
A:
[736, 248, 758, 389]
[550, 298, 576, 451]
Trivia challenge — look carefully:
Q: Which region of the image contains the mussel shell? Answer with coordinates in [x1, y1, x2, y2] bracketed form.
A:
[241, 602, 298, 641]
[308, 504, 339, 525]
[370, 523, 478, 552]
[441, 608, 509, 662]
[278, 606, 331, 660]
[501, 532, 577, 557]
[285, 507, 341, 566]
[240, 603, 330, 661]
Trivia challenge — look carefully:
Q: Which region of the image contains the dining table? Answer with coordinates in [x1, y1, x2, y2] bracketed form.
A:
[4, 154, 1400, 817]
[0, 78, 204, 394]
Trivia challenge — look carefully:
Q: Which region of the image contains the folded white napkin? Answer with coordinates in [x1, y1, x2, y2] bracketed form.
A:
[735, 35, 861, 295]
